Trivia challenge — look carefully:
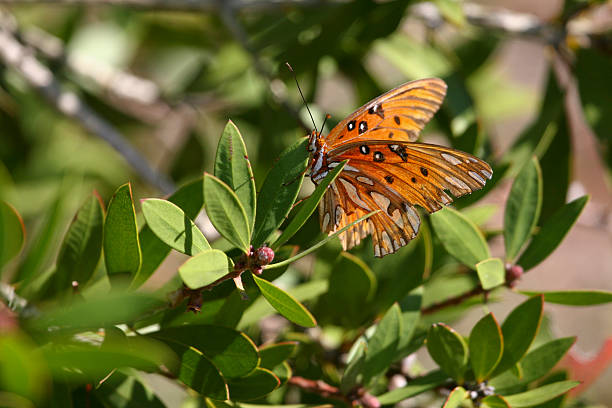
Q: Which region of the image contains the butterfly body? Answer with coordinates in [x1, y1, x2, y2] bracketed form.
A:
[307, 78, 492, 257]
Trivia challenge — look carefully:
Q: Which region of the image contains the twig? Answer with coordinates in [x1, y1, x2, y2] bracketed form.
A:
[0, 10, 173, 124]
[0, 17, 175, 194]
[421, 286, 485, 315]
[288, 376, 381, 408]
[421, 264, 524, 315]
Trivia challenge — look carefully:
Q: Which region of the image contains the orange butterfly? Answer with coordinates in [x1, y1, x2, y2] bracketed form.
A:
[307, 78, 492, 257]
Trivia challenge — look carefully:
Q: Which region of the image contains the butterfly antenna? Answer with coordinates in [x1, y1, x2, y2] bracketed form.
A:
[286, 62, 318, 134]
[320, 114, 331, 133]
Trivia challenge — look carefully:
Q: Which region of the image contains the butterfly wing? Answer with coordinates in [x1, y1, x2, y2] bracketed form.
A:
[324, 78, 447, 148]
[320, 142, 492, 257]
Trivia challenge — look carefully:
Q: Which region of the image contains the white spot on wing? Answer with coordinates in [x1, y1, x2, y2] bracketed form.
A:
[404, 204, 420, 233]
[322, 212, 330, 231]
[381, 231, 392, 252]
[446, 175, 470, 191]
[357, 176, 374, 185]
[400, 238, 407, 246]
[441, 153, 462, 165]
[344, 164, 360, 172]
[481, 169, 492, 179]
[374, 244, 381, 257]
[371, 192, 391, 211]
[469, 171, 486, 185]
[335, 205, 344, 226]
[328, 162, 339, 168]
[339, 178, 371, 210]
[391, 209, 404, 228]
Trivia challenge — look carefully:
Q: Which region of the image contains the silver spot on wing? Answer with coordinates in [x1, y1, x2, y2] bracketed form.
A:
[441, 152, 462, 165]
[469, 170, 486, 185]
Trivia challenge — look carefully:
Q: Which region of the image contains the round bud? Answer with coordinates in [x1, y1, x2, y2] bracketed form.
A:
[254, 245, 275, 266]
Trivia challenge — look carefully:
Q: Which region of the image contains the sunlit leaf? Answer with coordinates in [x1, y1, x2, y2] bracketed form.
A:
[504, 156, 542, 261]
[204, 173, 251, 253]
[142, 198, 210, 256]
[252, 275, 316, 328]
[215, 120, 257, 234]
[431, 207, 490, 269]
[469, 313, 503, 381]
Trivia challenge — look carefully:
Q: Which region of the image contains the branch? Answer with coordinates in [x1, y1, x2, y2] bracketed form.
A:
[421, 264, 524, 315]
[411, 2, 562, 44]
[0, 15, 175, 194]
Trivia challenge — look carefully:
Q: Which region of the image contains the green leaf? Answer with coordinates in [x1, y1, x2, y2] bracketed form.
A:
[443, 386, 468, 408]
[271, 161, 346, 250]
[43, 336, 174, 381]
[575, 48, 612, 173]
[517, 196, 589, 271]
[214, 120, 257, 234]
[492, 337, 575, 392]
[519, 290, 612, 306]
[539, 109, 571, 225]
[15, 183, 68, 285]
[259, 343, 295, 387]
[503, 381, 579, 407]
[481, 395, 510, 408]
[363, 303, 402, 384]
[53, 193, 104, 292]
[433, 0, 465, 27]
[427, 323, 468, 383]
[431, 207, 490, 269]
[252, 274, 316, 327]
[259, 342, 297, 369]
[226, 368, 280, 401]
[264, 210, 379, 270]
[340, 339, 367, 394]
[0, 333, 49, 405]
[179, 249, 234, 289]
[142, 198, 210, 256]
[376, 370, 448, 405]
[29, 292, 164, 334]
[397, 288, 422, 355]
[322, 252, 376, 326]
[491, 296, 543, 377]
[204, 173, 251, 253]
[521, 337, 576, 383]
[134, 178, 204, 288]
[104, 183, 142, 278]
[469, 313, 503, 381]
[0, 200, 25, 272]
[476, 258, 505, 290]
[504, 156, 542, 261]
[252, 139, 309, 247]
[150, 325, 259, 379]
[239, 280, 327, 329]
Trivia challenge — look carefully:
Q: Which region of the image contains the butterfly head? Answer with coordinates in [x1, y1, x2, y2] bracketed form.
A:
[307, 130, 322, 154]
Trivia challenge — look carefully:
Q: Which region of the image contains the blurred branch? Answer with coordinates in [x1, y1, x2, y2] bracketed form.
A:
[0, 13, 175, 194]
[216, 0, 311, 133]
[6, 18, 175, 124]
[412, 2, 563, 44]
[0, 0, 338, 11]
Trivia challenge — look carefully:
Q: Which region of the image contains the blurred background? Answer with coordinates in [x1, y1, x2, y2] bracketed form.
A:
[0, 0, 610, 404]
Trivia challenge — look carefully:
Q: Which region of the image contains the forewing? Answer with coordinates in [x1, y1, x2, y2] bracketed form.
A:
[325, 78, 447, 149]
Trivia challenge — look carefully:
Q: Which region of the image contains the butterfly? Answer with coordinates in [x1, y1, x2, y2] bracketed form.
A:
[307, 78, 492, 257]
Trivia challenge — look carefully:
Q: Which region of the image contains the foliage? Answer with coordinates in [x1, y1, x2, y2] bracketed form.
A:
[1, 0, 610, 407]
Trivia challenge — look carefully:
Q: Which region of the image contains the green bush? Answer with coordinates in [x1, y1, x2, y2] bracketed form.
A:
[1, 1, 610, 407]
